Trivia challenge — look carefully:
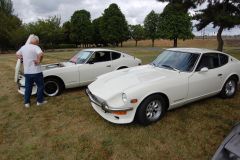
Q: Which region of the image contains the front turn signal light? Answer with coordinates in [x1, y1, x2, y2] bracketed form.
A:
[130, 99, 138, 103]
[112, 111, 127, 115]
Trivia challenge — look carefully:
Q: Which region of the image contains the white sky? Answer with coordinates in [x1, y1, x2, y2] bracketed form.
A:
[12, 0, 240, 36]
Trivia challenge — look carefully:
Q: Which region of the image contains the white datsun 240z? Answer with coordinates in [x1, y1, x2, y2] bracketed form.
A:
[86, 48, 240, 125]
[15, 48, 141, 96]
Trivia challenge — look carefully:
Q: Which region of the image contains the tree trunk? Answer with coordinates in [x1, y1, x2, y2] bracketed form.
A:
[121, 42, 123, 47]
[135, 40, 138, 47]
[217, 26, 224, 51]
[173, 38, 177, 47]
[152, 39, 154, 47]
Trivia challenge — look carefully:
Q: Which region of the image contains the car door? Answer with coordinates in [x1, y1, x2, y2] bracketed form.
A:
[188, 53, 223, 99]
[79, 51, 112, 84]
[111, 51, 123, 70]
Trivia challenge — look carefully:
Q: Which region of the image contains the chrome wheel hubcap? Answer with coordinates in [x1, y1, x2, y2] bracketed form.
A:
[225, 80, 236, 97]
[44, 81, 59, 96]
[146, 100, 162, 121]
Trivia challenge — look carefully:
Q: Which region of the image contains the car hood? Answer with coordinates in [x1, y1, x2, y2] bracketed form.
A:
[88, 65, 178, 100]
[41, 62, 74, 71]
[14, 60, 76, 82]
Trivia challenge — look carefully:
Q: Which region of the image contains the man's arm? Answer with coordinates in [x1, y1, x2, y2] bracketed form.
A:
[16, 48, 22, 59]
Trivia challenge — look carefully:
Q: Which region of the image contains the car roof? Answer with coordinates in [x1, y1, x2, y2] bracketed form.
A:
[82, 48, 122, 53]
[166, 48, 224, 54]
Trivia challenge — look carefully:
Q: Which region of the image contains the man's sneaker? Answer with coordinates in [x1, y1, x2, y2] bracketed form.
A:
[25, 103, 30, 108]
[37, 101, 47, 106]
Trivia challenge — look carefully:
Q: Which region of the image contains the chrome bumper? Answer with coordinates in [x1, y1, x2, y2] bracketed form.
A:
[17, 76, 37, 95]
[85, 89, 133, 112]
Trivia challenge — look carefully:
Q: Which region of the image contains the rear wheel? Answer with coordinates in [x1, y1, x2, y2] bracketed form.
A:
[44, 78, 63, 96]
[219, 78, 237, 98]
[136, 94, 167, 126]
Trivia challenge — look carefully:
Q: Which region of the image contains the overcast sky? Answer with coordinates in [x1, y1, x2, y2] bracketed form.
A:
[12, 0, 240, 36]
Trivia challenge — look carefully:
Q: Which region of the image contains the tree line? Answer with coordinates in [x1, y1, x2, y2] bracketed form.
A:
[0, 0, 239, 52]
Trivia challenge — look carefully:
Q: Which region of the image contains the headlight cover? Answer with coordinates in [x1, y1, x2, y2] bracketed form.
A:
[122, 93, 127, 103]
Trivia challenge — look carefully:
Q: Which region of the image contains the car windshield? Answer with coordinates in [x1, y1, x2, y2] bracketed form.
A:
[69, 51, 93, 64]
[152, 50, 200, 72]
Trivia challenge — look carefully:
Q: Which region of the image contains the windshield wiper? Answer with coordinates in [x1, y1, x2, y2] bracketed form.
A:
[151, 62, 157, 67]
[161, 64, 180, 72]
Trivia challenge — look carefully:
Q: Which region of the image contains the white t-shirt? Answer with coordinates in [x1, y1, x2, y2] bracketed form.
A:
[16, 44, 43, 74]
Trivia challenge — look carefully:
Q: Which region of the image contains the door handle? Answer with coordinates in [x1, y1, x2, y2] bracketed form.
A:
[218, 74, 223, 77]
[106, 65, 111, 67]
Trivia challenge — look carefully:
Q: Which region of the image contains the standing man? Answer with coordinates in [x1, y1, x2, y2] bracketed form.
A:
[16, 35, 47, 108]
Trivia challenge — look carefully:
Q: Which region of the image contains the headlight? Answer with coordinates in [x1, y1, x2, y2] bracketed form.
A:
[122, 93, 127, 103]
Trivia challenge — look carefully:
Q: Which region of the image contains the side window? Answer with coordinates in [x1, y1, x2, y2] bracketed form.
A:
[88, 51, 111, 63]
[111, 52, 121, 60]
[219, 53, 228, 66]
[196, 53, 220, 71]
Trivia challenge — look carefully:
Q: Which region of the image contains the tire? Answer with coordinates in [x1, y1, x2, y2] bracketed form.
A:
[136, 94, 167, 126]
[219, 78, 237, 98]
[44, 78, 63, 97]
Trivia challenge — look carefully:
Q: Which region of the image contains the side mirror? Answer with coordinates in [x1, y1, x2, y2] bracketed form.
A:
[200, 67, 208, 72]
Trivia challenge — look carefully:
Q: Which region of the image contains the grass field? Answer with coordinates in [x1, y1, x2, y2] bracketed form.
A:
[0, 39, 240, 160]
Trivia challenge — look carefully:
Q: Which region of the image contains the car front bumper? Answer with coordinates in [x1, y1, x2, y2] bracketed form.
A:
[17, 76, 37, 95]
[86, 89, 136, 124]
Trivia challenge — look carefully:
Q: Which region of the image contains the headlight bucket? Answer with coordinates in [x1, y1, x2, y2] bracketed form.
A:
[122, 93, 127, 103]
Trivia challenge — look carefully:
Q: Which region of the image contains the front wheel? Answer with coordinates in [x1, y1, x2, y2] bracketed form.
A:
[136, 95, 167, 126]
[219, 78, 237, 98]
[44, 78, 63, 97]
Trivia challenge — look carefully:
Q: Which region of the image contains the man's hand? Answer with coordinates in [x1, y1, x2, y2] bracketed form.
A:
[34, 52, 43, 65]
[16, 54, 22, 59]
[34, 60, 40, 65]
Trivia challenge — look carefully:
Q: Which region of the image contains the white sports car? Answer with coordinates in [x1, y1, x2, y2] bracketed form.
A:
[15, 48, 141, 96]
[86, 48, 240, 125]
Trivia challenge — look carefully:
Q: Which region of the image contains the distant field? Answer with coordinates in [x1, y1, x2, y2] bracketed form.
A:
[0, 41, 240, 159]
[123, 38, 240, 49]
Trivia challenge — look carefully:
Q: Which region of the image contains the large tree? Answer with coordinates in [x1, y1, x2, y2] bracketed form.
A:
[0, 0, 25, 51]
[129, 24, 145, 47]
[144, 10, 159, 47]
[195, 0, 240, 51]
[92, 17, 106, 46]
[70, 10, 93, 47]
[100, 3, 129, 46]
[158, 5, 194, 47]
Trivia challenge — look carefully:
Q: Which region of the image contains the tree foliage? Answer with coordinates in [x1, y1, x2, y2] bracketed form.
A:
[158, 5, 194, 47]
[62, 21, 71, 44]
[0, 0, 13, 15]
[195, 0, 240, 51]
[157, 0, 205, 12]
[100, 3, 129, 46]
[70, 10, 93, 47]
[144, 10, 159, 47]
[129, 25, 145, 46]
[92, 17, 106, 46]
[0, 0, 26, 51]
[26, 16, 63, 49]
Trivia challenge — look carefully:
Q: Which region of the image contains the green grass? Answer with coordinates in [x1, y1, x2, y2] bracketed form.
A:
[0, 43, 240, 160]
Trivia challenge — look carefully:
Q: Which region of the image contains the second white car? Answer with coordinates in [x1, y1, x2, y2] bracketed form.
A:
[16, 48, 141, 96]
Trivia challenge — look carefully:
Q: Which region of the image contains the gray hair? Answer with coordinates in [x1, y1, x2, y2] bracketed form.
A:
[31, 35, 39, 42]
